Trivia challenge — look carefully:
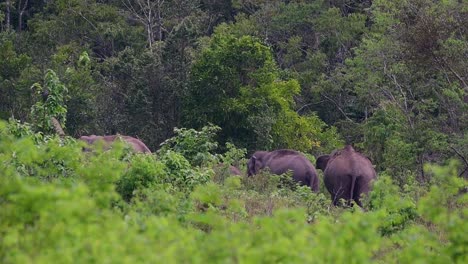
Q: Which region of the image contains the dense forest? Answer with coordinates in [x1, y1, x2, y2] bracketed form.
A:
[0, 0, 467, 262]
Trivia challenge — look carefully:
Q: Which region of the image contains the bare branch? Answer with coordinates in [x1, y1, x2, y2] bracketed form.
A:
[322, 94, 353, 122]
[296, 101, 324, 114]
[18, 0, 29, 31]
[450, 146, 468, 177]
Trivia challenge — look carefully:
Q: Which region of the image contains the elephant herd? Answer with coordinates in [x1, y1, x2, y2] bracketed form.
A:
[79, 134, 376, 207]
[247, 146, 376, 207]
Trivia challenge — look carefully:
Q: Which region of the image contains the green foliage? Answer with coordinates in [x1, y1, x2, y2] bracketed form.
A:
[0, 36, 40, 120]
[191, 182, 223, 208]
[338, 0, 467, 184]
[183, 31, 279, 150]
[159, 125, 220, 166]
[361, 105, 418, 185]
[129, 187, 182, 218]
[116, 154, 167, 201]
[419, 161, 468, 263]
[30, 69, 68, 134]
[5, 118, 36, 138]
[0, 0, 465, 185]
[52, 47, 98, 136]
[184, 29, 342, 152]
[159, 150, 212, 191]
[368, 175, 418, 235]
[292, 185, 329, 222]
[220, 142, 247, 168]
[0, 0, 467, 262]
[1, 121, 467, 262]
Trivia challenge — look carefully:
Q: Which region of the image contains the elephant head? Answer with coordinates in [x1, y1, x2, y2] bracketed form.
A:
[79, 135, 96, 144]
[78, 135, 101, 152]
[316, 155, 331, 171]
[247, 151, 268, 176]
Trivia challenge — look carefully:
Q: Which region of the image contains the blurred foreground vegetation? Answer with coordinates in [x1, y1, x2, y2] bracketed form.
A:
[0, 121, 466, 263]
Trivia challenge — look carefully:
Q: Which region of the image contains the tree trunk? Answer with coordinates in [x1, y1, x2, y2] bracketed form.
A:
[18, 0, 29, 32]
[51, 117, 66, 137]
[147, 24, 153, 48]
[6, 0, 11, 30]
[156, 1, 162, 41]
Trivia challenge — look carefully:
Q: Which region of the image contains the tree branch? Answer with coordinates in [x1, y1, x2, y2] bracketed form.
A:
[450, 146, 468, 177]
[322, 94, 353, 122]
[296, 101, 324, 114]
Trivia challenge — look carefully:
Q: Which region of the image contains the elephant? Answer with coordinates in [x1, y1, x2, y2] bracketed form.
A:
[316, 145, 376, 207]
[247, 149, 319, 192]
[228, 165, 242, 175]
[79, 135, 151, 154]
[213, 163, 242, 176]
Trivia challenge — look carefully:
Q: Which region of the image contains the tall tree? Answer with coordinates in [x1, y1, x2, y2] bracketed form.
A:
[183, 29, 342, 152]
[123, 0, 165, 48]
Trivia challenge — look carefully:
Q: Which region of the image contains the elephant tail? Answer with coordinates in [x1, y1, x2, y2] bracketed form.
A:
[349, 174, 357, 205]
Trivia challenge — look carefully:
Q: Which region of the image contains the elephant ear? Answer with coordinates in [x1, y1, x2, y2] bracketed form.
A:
[316, 155, 330, 171]
[254, 157, 263, 174]
[247, 155, 262, 176]
[247, 156, 256, 176]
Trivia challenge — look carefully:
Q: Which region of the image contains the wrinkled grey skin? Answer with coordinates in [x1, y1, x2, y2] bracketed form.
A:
[79, 135, 151, 154]
[247, 149, 319, 192]
[316, 145, 376, 207]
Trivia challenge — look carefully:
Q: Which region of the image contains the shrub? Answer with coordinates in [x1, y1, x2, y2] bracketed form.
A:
[116, 154, 167, 201]
[368, 174, 417, 235]
[159, 125, 220, 167]
[0, 120, 466, 263]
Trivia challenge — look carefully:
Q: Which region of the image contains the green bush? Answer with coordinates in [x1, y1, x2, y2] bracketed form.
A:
[116, 154, 167, 201]
[159, 150, 213, 191]
[368, 175, 418, 235]
[159, 125, 220, 167]
[0, 120, 466, 263]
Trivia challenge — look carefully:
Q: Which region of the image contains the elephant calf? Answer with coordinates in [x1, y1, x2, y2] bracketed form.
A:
[214, 163, 242, 176]
[316, 145, 376, 207]
[79, 135, 151, 154]
[247, 149, 319, 192]
[228, 165, 242, 175]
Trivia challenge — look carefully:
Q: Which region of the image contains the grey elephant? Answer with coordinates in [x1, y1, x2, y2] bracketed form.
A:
[316, 145, 376, 207]
[247, 149, 319, 192]
[228, 165, 242, 175]
[213, 163, 242, 176]
[79, 135, 151, 154]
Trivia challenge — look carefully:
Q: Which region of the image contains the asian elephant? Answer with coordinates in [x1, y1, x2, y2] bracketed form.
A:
[79, 135, 151, 154]
[247, 149, 319, 192]
[213, 163, 242, 176]
[214, 163, 243, 176]
[316, 145, 376, 207]
[228, 165, 242, 175]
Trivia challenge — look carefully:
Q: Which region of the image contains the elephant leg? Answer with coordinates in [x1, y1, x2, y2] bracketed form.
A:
[354, 198, 363, 208]
[353, 177, 364, 207]
[348, 174, 357, 206]
[331, 192, 341, 206]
